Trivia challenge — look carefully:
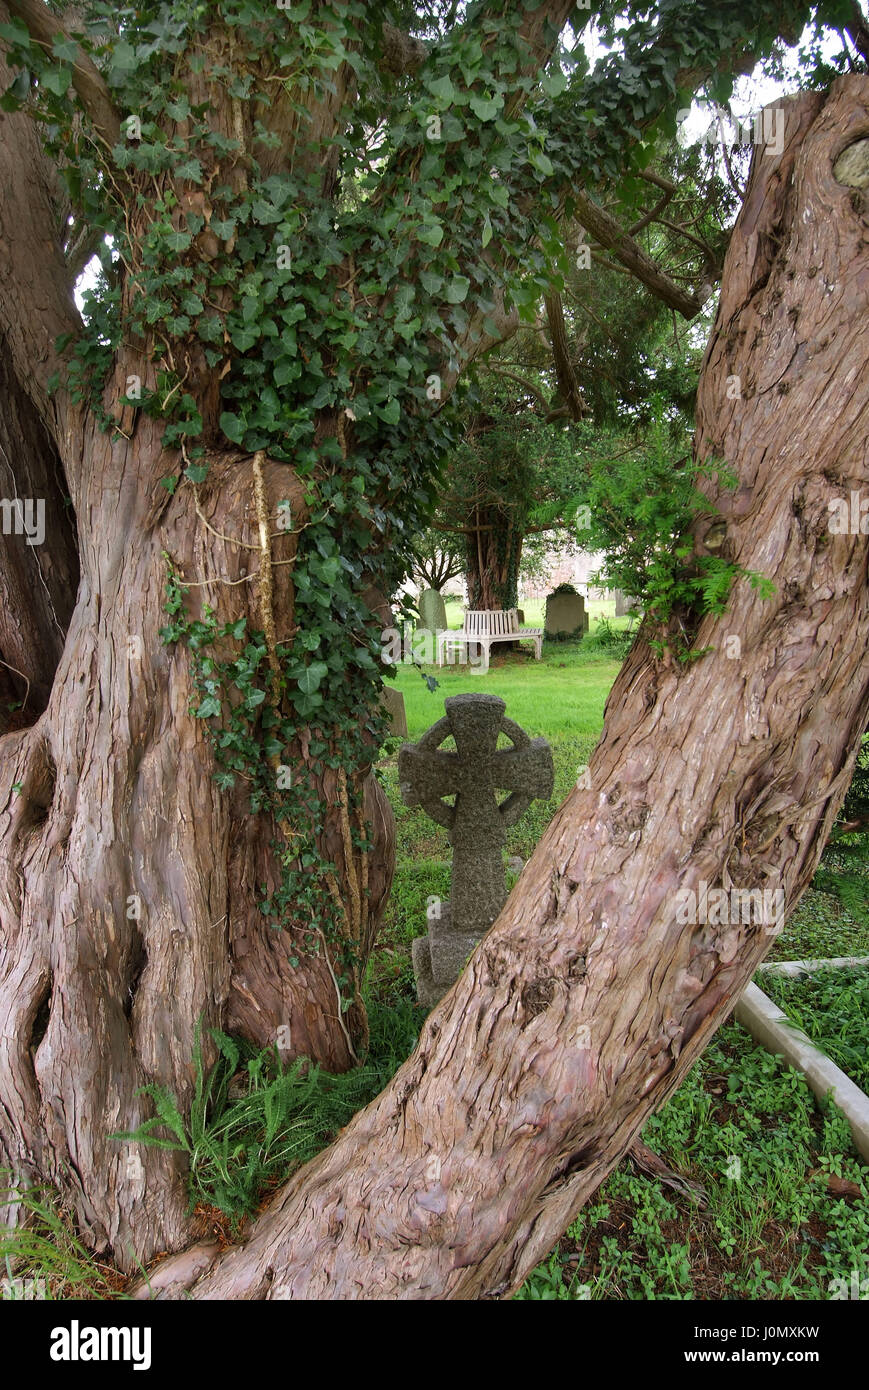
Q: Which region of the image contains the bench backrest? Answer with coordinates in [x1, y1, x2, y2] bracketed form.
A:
[464, 609, 520, 636]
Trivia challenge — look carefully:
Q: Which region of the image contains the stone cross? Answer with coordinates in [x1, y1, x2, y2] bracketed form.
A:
[399, 693, 554, 1007]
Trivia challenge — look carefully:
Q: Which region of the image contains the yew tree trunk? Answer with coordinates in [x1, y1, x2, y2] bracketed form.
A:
[146, 79, 866, 1299]
[0, 421, 396, 1266]
[0, 35, 396, 1269]
[465, 506, 524, 612]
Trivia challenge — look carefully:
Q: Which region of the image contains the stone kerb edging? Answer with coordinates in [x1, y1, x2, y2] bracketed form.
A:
[755, 955, 869, 978]
[736, 965, 869, 1163]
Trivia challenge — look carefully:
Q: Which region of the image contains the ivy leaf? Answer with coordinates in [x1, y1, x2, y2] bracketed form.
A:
[41, 65, 73, 98]
[219, 412, 246, 445]
[0, 68, 31, 110]
[175, 157, 203, 182]
[164, 229, 193, 253]
[425, 75, 456, 104]
[297, 662, 328, 695]
[0, 20, 32, 47]
[541, 70, 567, 98]
[184, 464, 209, 484]
[416, 221, 443, 248]
[230, 325, 259, 352]
[380, 398, 401, 425]
[51, 36, 80, 65]
[195, 695, 222, 720]
[293, 690, 323, 717]
[529, 148, 553, 177]
[109, 40, 137, 74]
[445, 275, 470, 304]
[274, 358, 299, 387]
[469, 93, 503, 121]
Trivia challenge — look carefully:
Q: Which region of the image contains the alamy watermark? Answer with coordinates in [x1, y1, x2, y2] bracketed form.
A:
[677, 102, 785, 158]
[828, 491, 868, 535]
[0, 497, 45, 547]
[675, 879, 784, 933]
[381, 623, 487, 668]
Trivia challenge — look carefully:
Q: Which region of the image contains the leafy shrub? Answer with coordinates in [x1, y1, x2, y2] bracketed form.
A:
[111, 997, 423, 1224]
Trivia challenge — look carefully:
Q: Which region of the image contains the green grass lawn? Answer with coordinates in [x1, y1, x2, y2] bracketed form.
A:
[385, 639, 622, 741]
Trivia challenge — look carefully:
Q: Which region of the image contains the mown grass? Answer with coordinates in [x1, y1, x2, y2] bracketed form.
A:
[385, 630, 626, 741]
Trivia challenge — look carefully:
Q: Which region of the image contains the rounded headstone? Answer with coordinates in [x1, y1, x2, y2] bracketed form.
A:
[544, 590, 588, 637]
[418, 588, 448, 634]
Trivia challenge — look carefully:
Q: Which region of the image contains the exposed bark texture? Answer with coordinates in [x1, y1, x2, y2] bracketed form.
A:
[3, 0, 120, 143]
[0, 0, 857, 1283]
[543, 292, 587, 420]
[0, 336, 79, 724]
[0, 429, 396, 1266]
[138, 79, 867, 1299]
[0, 21, 80, 437]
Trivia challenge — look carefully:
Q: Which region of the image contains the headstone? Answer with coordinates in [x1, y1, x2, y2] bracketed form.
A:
[399, 694, 553, 1008]
[381, 684, 407, 737]
[544, 589, 588, 637]
[417, 588, 448, 636]
[614, 590, 641, 617]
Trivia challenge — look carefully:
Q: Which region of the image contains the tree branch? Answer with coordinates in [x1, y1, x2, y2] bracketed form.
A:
[483, 364, 550, 413]
[3, 0, 121, 146]
[0, 14, 81, 440]
[544, 291, 588, 419]
[574, 190, 706, 319]
[846, 1, 869, 63]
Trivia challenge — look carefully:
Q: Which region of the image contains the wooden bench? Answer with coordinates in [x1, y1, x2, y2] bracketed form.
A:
[436, 609, 544, 672]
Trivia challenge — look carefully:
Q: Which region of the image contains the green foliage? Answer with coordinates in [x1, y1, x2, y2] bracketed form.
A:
[159, 566, 376, 992]
[814, 736, 869, 928]
[518, 1016, 869, 1300]
[111, 998, 423, 1223]
[552, 406, 774, 660]
[0, 1178, 121, 1300]
[763, 966, 869, 1094]
[587, 614, 634, 660]
[0, 4, 830, 963]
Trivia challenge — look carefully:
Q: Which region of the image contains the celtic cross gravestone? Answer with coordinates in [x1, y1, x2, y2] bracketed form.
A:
[399, 693, 553, 1007]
